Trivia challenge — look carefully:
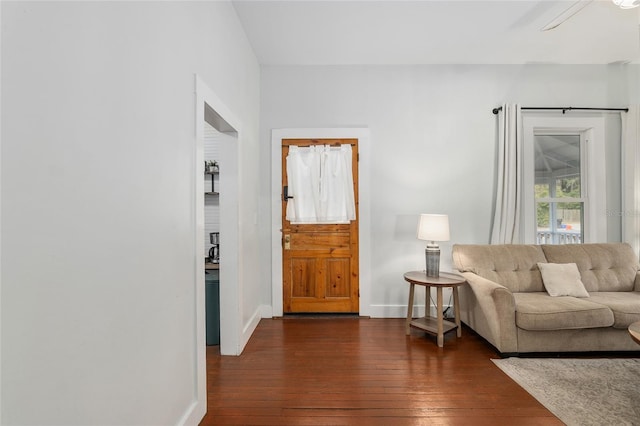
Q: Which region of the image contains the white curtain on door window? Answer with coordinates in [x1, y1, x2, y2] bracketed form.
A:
[286, 145, 322, 223]
[622, 105, 640, 258]
[490, 104, 523, 244]
[319, 144, 356, 223]
[286, 144, 356, 224]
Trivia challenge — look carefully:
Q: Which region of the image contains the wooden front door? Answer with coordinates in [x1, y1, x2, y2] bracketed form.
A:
[281, 139, 359, 313]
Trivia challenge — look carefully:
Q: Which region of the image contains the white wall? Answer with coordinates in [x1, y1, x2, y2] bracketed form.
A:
[260, 64, 633, 317]
[1, 1, 260, 425]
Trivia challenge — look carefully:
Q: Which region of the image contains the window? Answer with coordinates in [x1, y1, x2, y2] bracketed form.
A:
[534, 134, 584, 244]
[523, 117, 606, 244]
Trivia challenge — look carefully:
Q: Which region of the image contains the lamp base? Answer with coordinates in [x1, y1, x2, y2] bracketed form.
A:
[425, 244, 440, 277]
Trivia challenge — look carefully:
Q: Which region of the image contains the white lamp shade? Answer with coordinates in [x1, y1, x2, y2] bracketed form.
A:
[417, 214, 450, 242]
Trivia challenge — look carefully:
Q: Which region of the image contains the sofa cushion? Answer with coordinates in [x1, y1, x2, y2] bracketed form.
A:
[513, 292, 614, 331]
[586, 292, 640, 329]
[452, 245, 546, 293]
[541, 243, 639, 292]
[537, 262, 589, 297]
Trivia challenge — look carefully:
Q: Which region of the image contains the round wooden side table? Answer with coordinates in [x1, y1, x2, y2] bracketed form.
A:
[403, 271, 466, 348]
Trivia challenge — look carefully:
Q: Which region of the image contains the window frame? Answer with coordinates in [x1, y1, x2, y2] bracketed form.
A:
[522, 116, 606, 244]
[534, 132, 585, 244]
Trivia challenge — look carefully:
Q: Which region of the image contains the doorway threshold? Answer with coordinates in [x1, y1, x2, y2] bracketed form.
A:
[279, 313, 367, 319]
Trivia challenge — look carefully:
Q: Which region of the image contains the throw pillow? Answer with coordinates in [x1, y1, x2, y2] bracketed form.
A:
[537, 262, 590, 297]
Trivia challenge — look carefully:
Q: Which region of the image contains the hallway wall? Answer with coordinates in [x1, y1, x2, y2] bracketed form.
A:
[1, 2, 260, 424]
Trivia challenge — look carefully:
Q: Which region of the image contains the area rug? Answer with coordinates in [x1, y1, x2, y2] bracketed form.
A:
[493, 358, 640, 426]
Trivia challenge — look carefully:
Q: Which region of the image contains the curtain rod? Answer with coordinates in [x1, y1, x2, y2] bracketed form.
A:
[492, 106, 629, 115]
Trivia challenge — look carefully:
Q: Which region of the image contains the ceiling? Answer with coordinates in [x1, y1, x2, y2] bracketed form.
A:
[231, 0, 640, 65]
[535, 135, 580, 176]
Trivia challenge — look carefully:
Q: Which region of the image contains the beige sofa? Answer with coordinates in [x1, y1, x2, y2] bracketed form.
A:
[452, 243, 640, 355]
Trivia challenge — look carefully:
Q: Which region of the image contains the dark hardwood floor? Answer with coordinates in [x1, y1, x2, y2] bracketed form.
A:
[201, 318, 562, 425]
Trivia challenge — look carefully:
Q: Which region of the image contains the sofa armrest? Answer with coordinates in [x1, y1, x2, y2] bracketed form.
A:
[634, 272, 640, 291]
[459, 271, 518, 353]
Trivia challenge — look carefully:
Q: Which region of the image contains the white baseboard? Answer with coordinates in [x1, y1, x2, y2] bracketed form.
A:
[239, 304, 272, 352]
[176, 401, 205, 426]
[255, 304, 452, 320]
[259, 304, 273, 318]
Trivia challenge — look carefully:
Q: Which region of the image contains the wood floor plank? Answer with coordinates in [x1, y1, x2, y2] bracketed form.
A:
[201, 318, 562, 425]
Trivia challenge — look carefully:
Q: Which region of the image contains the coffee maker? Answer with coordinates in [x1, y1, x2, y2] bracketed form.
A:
[208, 232, 220, 264]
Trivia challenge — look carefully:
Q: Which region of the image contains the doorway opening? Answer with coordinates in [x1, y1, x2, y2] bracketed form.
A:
[281, 139, 360, 313]
[271, 128, 372, 317]
[188, 74, 241, 425]
[196, 80, 241, 352]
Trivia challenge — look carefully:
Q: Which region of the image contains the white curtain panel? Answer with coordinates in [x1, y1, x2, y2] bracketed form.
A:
[285, 144, 356, 224]
[317, 144, 356, 223]
[622, 105, 640, 258]
[286, 145, 322, 223]
[490, 104, 523, 244]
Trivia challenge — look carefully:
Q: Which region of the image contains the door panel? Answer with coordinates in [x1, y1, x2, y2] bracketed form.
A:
[326, 259, 350, 298]
[290, 232, 350, 250]
[282, 139, 359, 313]
[291, 258, 316, 297]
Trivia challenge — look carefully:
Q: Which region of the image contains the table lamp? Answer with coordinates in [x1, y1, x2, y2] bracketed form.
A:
[417, 214, 450, 277]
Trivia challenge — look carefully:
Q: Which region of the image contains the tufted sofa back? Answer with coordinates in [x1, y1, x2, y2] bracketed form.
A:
[541, 243, 639, 292]
[452, 244, 546, 293]
[453, 243, 639, 293]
